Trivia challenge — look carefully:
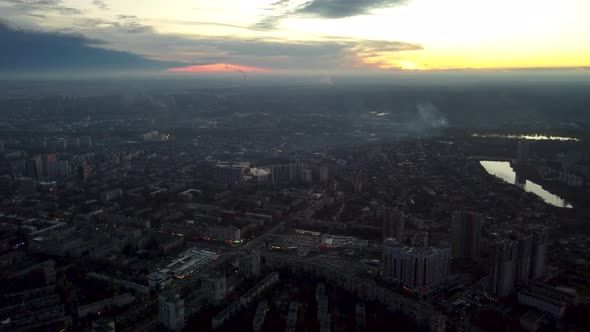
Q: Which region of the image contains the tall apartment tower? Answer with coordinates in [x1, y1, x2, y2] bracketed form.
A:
[529, 225, 549, 281]
[42, 260, 57, 284]
[289, 162, 305, 182]
[25, 159, 38, 180]
[213, 165, 245, 185]
[451, 211, 481, 261]
[382, 207, 405, 241]
[319, 166, 329, 183]
[271, 165, 291, 185]
[355, 302, 366, 332]
[516, 233, 534, 286]
[489, 238, 519, 298]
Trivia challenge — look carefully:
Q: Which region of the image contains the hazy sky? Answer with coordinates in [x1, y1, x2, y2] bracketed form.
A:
[1, 0, 590, 73]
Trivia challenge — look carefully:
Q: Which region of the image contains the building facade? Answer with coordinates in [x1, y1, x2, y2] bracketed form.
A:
[451, 211, 481, 261]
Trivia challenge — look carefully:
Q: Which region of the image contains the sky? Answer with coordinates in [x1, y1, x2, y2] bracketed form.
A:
[1, 0, 590, 75]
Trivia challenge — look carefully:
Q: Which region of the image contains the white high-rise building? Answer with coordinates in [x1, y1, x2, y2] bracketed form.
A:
[159, 294, 185, 331]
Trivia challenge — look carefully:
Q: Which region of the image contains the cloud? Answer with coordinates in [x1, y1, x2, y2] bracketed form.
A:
[0, 22, 179, 73]
[0, 10, 422, 76]
[37, 9, 422, 72]
[114, 15, 153, 33]
[27, 13, 47, 19]
[154, 19, 246, 30]
[2, 0, 83, 15]
[92, 0, 109, 10]
[70, 15, 154, 34]
[112, 33, 423, 71]
[252, 0, 292, 30]
[254, 0, 408, 30]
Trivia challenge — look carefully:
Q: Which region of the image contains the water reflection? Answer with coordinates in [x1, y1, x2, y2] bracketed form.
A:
[480, 161, 573, 208]
[472, 133, 580, 141]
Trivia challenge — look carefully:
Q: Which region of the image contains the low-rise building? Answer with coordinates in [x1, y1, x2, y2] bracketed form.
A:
[100, 188, 123, 202]
[78, 293, 135, 318]
[240, 272, 280, 306]
[148, 272, 172, 292]
[91, 319, 115, 332]
[518, 285, 571, 318]
[212, 300, 241, 330]
[163, 248, 219, 279]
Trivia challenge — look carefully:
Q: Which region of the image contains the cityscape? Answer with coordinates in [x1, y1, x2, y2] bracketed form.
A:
[1, 0, 590, 331]
[0, 84, 589, 331]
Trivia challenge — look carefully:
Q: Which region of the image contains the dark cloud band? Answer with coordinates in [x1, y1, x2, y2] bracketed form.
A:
[297, 0, 408, 18]
[0, 22, 179, 72]
[254, 0, 408, 30]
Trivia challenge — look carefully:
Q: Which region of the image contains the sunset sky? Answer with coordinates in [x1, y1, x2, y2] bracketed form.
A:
[1, 0, 590, 74]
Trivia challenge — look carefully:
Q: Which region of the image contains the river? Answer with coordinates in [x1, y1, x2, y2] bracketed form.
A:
[480, 161, 573, 208]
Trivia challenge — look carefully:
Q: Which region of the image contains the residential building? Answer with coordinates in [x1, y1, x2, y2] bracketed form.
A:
[159, 294, 185, 332]
[381, 207, 405, 241]
[382, 240, 451, 290]
[489, 238, 518, 298]
[517, 140, 530, 165]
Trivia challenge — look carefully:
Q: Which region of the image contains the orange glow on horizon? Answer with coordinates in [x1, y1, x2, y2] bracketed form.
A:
[167, 63, 274, 73]
[359, 52, 590, 71]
